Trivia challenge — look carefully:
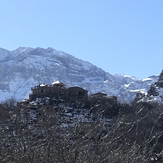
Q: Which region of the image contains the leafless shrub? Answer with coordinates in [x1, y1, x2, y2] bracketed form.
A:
[0, 102, 163, 162]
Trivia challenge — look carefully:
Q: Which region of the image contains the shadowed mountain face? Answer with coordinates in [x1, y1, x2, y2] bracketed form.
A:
[0, 47, 158, 102]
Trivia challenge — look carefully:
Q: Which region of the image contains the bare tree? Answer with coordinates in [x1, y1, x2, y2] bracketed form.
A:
[1, 101, 163, 162]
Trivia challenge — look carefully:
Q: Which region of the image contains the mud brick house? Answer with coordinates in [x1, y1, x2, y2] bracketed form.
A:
[89, 92, 118, 118]
[107, 96, 118, 104]
[28, 81, 117, 109]
[90, 92, 107, 105]
[51, 81, 65, 87]
[90, 92, 117, 107]
[29, 81, 67, 101]
[29, 81, 88, 105]
[67, 86, 88, 104]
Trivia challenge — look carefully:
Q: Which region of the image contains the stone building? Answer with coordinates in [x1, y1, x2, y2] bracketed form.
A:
[90, 92, 108, 106]
[28, 81, 117, 110]
[90, 92, 107, 98]
[107, 96, 118, 104]
[29, 81, 88, 105]
[67, 86, 88, 104]
[29, 81, 67, 101]
[89, 92, 118, 118]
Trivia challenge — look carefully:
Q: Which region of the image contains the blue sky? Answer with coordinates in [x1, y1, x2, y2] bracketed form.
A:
[0, 0, 163, 79]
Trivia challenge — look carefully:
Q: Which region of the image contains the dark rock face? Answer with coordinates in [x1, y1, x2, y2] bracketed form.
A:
[158, 70, 163, 81]
[148, 70, 163, 96]
[157, 70, 163, 88]
[148, 84, 159, 96]
[133, 70, 163, 103]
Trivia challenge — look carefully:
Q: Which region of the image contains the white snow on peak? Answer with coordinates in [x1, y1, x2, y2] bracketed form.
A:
[115, 74, 137, 80]
[141, 78, 152, 82]
[124, 75, 136, 79]
[52, 81, 63, 85]
[104, 80, 108, 83]
[130, 89, 146, 94]
[40, 84, 46, 87]
[13, 47, 34, 54]
[124, 83, 131, 88]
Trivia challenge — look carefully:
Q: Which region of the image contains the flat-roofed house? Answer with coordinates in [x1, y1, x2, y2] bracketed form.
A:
[90, 92, 117, 106]
[29, 81, 67, 101]
[68, 86, 88, 104]
[52, 80, 66, 88]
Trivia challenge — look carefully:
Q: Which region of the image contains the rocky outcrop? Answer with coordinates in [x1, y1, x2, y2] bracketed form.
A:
[157, 70, 163, 88]
[134, 70, 163, 103]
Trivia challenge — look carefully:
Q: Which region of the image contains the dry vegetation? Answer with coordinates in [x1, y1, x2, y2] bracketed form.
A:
[0, 99, 163, 163]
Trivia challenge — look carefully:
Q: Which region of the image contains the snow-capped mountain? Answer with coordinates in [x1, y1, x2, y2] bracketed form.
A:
[134, 71, 163, 103]
[0, 47, 159, 103]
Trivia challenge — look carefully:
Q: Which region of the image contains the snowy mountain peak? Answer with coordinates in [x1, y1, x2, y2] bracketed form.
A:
[13, 47, 34, 53]
[0, 47, 160, 103]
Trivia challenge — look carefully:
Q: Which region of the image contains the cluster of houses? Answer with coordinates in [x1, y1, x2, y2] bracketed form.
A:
[22, 80, 117, 107]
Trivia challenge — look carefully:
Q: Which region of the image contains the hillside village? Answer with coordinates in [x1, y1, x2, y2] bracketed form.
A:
[1, 74, 163, 162]
[16, 81, 119, 124]
[17, 70, 163, 121]
[19, 80, 117, 108]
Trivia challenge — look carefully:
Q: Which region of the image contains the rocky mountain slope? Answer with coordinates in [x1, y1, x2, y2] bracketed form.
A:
[135, 70, 163, 104]
[0, 47, 159, 103]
